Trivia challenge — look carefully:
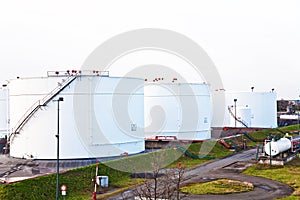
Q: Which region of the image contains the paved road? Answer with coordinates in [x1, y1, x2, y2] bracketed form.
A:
[188, 170, 293, 200]
[107, 149, 294, 200]
[186, 148, 257, 177]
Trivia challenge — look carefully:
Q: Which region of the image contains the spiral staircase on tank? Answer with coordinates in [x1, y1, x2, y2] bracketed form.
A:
[228, 106, 249, 128]
[4, 75, 77, 154]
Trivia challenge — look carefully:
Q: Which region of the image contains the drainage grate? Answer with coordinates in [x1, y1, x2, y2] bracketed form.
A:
[258, 185, 272, 191]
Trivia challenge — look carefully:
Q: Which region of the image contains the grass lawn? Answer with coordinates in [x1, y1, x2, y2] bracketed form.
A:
[225, 124, 300, 148]
[180, 178, 254, 195]
[243, 157, 300, 200]
[168, 140, 234, 168]
[106, 140, 234, 171]
[0, 163, 143, 200]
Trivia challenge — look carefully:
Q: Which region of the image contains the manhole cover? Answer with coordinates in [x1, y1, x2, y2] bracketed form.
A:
[258, 185, 272, 191]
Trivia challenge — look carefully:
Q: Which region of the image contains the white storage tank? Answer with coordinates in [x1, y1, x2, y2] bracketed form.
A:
[264, 138, 292, 156]
[0, 87, 9, 138]
[9, 71, 145, 159]
[144, 83, 211, 141]
[224, 92, 277, 128]
[229, 106, 252, 128]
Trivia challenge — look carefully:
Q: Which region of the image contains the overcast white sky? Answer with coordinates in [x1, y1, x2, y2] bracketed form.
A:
[0, 0, 299, 99]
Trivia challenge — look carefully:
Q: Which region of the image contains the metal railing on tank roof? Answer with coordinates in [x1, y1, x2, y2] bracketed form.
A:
[47, 70, 109, 77]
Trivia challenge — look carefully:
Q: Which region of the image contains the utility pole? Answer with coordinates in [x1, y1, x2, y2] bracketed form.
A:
[234, 99, 237, 128]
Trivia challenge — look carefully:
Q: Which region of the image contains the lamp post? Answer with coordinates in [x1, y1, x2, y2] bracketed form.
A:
[234, 99, 237, 128]
[54, 97, 64, 200]
[2, 81, 10, 154]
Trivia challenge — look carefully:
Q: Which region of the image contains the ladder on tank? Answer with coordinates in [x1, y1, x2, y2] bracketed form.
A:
[228, 106, 249, 128]
[8, 75, 77, 144]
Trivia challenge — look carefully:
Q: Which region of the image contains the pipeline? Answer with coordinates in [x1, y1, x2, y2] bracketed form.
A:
[167, 143, 215, 159]
[218, 139, 231, 149]
[242, 132, 265, 142]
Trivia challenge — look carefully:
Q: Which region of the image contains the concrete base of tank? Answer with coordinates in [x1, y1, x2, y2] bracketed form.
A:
[0, 153, 142, 183]
[258, 154, 297, 165]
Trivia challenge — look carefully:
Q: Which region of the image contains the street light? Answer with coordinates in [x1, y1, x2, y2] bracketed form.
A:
[234, 99, 237, 128]
[251, 87, 254, 92]
[54, 97, 64, 200]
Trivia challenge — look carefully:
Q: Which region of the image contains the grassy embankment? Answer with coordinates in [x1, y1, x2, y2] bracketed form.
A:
[225, 124, 300, 148]
[167, 140, 234, 168]
[0, 141, 232, 200]
[0, 162, 144, 200]
[0, 125, 298, 199]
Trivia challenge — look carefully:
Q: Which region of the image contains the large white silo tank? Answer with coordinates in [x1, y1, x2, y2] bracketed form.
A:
[0, 88, 9, 138]
[229, 106, 252, 128]
[9, 74, 144, 159]
[144, 83, 211, 140]
[8, 76, 65, 131]
[225, 92, 277, 128]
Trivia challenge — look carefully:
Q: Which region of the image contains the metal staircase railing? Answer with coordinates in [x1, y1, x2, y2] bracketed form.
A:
[228, 106, 249, 128]
[9, 76, 77, 142]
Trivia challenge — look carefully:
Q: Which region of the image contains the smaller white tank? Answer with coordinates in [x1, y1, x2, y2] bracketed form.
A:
[223, 91, 277, 128]
[229, 106, 252, 127]
[0, 88, 9, 138]
[264, 138, 291, 156]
